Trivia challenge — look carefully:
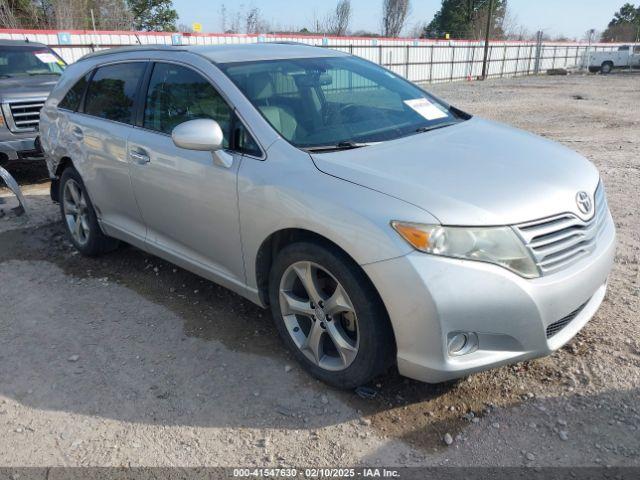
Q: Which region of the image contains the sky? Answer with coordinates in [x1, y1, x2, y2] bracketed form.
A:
[172, 0, 623, 40]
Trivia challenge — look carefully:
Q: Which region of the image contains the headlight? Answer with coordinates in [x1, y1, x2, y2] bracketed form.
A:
[391, 221, 540, 278]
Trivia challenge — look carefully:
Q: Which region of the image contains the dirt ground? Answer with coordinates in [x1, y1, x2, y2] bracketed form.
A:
[0, 72, 639, 468]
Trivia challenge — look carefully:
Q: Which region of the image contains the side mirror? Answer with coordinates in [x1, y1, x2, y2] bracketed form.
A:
[171, 118, 224, 151]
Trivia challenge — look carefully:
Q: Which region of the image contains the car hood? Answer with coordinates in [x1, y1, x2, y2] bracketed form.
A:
[0, 75, 58, 100]
[310, 117, 600, 226]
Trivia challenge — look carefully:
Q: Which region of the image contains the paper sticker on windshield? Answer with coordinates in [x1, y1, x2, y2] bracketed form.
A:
[35, 53, 58, 64]
[404, 98, 448, 121]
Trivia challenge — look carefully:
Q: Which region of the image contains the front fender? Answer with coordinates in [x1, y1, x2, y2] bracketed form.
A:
[238, 139, 438, 290]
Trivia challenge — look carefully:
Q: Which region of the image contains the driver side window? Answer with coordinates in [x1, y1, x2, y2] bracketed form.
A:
[143, 63, 232, 148]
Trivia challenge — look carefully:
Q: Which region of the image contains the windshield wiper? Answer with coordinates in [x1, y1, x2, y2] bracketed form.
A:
[304, 141, 369, 153]
[415, 121, 459, 134]
[28, 72, 60, 76]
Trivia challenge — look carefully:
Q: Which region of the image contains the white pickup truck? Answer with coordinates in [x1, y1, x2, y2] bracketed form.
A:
[587, 45, 640, 74]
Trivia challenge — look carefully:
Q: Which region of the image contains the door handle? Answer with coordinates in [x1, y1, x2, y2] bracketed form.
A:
[71, 126, 83, 140]
[129, 149, 150, 165]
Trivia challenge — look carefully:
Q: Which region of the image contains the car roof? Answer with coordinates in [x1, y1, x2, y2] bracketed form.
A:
[0, 39, 48, 47]
[79, 42, 348, 64]
[185, 43, 348, 63]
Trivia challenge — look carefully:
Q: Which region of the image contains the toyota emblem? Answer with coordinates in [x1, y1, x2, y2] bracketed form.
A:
[576, 191, 592, 215]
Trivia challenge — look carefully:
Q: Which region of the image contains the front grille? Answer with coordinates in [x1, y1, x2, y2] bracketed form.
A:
[546, 301, 588, 338]
[514, 183, 608, 275]
[3, 99, 46, 132]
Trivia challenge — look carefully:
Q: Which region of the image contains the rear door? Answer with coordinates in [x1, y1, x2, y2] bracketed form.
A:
[127, 61, 261, 286]
[74, 61, 148, 240]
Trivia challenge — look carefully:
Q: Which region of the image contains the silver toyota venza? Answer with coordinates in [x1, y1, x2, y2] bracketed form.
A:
[40, 44, 616, 388]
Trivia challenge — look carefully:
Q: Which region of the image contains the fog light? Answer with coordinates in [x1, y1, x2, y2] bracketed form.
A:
[447, 332, 478, 356]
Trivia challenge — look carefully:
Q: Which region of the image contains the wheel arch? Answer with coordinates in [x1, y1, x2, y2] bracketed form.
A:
[255, 228, 388, 312]
[255, 227, 397, 362]
[601, 60, 614, 73]
[54, 156, 74, 177]
[50, 156, 74, 203]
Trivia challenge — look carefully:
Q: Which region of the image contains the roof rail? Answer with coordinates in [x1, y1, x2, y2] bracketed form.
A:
[78, 44, 187, 62]
[266, 41, 317, 47]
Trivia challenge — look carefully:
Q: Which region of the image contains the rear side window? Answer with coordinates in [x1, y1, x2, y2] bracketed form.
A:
[143, 63, 232, 148]
[59, 73, 89, 111]
[84, 62, 146, 124]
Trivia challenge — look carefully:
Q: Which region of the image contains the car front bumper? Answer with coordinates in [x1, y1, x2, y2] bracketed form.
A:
[363, 211, 616, 383]
[0, 136, 43, 164]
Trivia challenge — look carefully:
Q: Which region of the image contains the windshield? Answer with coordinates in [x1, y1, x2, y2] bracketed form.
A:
[0, 45, 66, 78]
[219, 55, 463, 150]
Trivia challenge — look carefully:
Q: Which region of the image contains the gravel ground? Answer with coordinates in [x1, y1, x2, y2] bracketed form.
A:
[0, 72, 639, 468]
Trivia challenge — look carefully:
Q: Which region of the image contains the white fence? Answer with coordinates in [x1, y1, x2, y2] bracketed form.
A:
[0, 28, 624, 84]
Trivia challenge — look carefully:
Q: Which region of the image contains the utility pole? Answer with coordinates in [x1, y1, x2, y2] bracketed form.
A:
[533, 30, 543, 74]
[582, 28, 595, 71]
[480, 0, 494, 80]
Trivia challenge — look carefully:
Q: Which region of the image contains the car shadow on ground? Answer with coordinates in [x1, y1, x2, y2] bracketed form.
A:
[0, 162, 50, 186]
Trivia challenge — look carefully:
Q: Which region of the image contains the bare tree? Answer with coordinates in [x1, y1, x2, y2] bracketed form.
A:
[229, 5, 242, 33]
[381, 0, 410, 37]
[502, 7, 531, 41]
[324, 0, 350, 36]
[582, 29, 601, 43]
[0, 0, 20, 28]
[94, 0, 134, 30]
[51, 0, 90, 29]
[408, 20, 427, 38]
[0, 0, 47, 28]
[245, 7, 258, 33]
[220, 4, 227, 32]
[469, 0, 507, 40]
[244, 6, 269, 33]
[1, 0, 133, 30]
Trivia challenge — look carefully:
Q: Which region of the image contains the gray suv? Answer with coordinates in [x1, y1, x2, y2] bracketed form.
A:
[40, 44, 615, 388]
[0, 39, 66, 168]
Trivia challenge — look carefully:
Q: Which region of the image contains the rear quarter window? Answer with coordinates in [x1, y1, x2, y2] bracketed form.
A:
[59, 73, 90, 111]
[84, 62, 146, 124]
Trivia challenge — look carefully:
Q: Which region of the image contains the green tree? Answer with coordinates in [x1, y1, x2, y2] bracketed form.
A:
[128, 0, 177, 31]
[422, 0, 507, 39]
[601, 3, 640, 42]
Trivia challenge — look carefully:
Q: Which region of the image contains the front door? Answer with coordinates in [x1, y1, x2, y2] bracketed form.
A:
[127, 62, 246, 286]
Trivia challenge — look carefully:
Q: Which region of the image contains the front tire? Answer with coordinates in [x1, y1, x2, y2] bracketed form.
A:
[59, 166, 119, 256]
[268, 241, 394, 389]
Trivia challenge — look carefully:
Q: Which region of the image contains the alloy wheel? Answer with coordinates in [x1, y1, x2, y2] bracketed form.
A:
[279, 261, 359, 371]
[62, 178, 90, 246]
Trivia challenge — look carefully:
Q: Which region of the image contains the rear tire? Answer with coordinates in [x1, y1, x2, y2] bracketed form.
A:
[601, 62, 613, 74]
[59, 166, 119, 256]
[268, 241, 395, 389]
